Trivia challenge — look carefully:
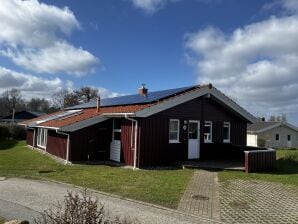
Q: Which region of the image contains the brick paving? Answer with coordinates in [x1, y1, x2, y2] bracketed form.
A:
[219, 179, 298, 224]
[178, 170, 221, 221]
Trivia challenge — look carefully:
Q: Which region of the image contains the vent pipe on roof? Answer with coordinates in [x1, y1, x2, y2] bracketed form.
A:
[138, 84, 148, 96]
[96, 96, 101, 113]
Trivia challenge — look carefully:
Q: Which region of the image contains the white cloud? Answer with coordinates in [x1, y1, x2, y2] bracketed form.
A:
[281, 0, 298, 13]
[0, 66, 64, 99]
[2, 42, 99, 76]
[0, 66, 122, 100]
[185, 14, 298, 120]
[0, 0, 99, 75]
[97, 87, 125, 99]
[130, 0, 167, 14]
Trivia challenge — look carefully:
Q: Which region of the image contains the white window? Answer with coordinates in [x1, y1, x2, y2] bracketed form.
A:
[112, 119, 121, 141]
[169, 119, 180, 143]
[275, 134, 279, 141]
[223, 122, 230, 143]
[37, 128, 47, 148]
[204, 121, 212, 143]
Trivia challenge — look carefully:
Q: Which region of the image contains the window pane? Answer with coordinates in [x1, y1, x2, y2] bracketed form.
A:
[169, 120, 178, 131]
[114, 132, 121, 141]
[223, 123, 230, 141]
[288, 135, 291, 141]
[188, 122, 198, 139]
[275, 134, 279, 141]
[204, 122, 212, 142]
[113, 119, 121, 130]
[169, 132, 178, 140]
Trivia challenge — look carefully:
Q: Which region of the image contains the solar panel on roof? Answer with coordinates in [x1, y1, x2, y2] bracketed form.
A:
[36, 110, 82, 124]
[67, 86, 196, 110]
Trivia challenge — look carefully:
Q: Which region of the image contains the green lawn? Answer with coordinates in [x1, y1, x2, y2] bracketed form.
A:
[0, 140, 193, 208]
[218, 149, 298, 186]
[0, 218, 4, 224]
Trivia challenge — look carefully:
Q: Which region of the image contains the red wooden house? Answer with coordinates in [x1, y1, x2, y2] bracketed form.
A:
[20, 84, 256, 168]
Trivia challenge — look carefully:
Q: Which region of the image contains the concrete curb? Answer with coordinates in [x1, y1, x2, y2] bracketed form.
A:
[4, 176, 224, 224]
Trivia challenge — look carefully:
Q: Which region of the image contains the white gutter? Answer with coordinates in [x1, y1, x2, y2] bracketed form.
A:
[124, 114, 138, 170]
[56, 129, 70, 164]
[102, 112, 135, 117]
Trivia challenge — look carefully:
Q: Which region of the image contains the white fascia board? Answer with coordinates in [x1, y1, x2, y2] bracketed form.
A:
[135, 87, 209, 117]
[135, 86, 256, 123]
[60, 115, 109, 132]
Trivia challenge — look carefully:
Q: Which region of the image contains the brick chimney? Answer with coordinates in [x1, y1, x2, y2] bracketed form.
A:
[96, 96, 101, 113]
[138, 84, 148, 96]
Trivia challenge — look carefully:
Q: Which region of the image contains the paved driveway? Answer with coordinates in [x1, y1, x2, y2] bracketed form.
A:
[177, 169, 298, 224]
[0, 177, 219, 224]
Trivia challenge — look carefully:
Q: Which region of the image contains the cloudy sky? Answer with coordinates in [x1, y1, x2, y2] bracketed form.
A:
[0, 0, 297, 125]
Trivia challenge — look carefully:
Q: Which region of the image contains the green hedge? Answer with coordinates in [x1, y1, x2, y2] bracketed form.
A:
[0, 123, 26, 140]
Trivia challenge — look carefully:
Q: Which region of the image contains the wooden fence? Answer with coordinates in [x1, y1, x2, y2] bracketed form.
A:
[244, 149, 276, 173]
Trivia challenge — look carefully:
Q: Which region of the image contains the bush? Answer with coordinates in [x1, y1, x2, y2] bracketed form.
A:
[284, 151, 298, 163]
[0, 123, 26, 140]
[0, 125, 10, 140]
[9, 124, 26, 140]
[257, 138, 266, 147]
[34, 190, 140, 224]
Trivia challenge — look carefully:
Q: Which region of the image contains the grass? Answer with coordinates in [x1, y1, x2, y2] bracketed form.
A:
[218, 149, 298, 186]
[0, 140, 193, 208]
[0, 219, 4, 224]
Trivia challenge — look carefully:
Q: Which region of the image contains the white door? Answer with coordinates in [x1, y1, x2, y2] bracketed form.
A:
[110, 119, 121, 162]
[287, 135, 292, 148]
[188, 120, 200, 159]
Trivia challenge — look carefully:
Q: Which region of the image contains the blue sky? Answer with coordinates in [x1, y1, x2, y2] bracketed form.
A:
[0, 0, 298, 125]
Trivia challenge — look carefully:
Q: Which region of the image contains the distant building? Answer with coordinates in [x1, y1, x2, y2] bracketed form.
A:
[0, 110, 45, 123]
[247, 121, 298, 149]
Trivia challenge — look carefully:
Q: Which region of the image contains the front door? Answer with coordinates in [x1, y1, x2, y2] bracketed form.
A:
[287, 134, 292, 148]
[188, 120, 200, 159]
[110, 119, 121, 162]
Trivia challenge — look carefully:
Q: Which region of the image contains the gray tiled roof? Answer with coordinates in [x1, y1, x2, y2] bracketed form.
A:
[247, 122, 280, 132]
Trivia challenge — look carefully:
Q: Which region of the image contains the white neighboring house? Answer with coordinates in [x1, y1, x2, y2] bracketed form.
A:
[247, 121, 298, 149]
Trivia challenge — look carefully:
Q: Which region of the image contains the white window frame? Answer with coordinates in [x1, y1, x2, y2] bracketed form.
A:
[204, 121, 212, 143]
[223, 122, 230, 143]
[37, 128, 47, 149]
[169, 119, 180, 143]
[112, 119, 121, 141]
[275, 133, 280, 141]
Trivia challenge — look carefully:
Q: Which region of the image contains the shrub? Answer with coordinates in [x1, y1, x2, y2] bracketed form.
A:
[9, 124, 26, 140]
[284, 151, 298, 163]
[34, 190, 140, 224]
[0, 125, 10, 140]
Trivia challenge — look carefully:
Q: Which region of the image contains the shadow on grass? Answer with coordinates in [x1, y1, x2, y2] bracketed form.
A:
[255, 159, 298, 175]
[0, 139, 18, 150]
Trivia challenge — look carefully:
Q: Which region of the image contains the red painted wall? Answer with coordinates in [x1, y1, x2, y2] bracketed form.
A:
[138, 97, 248, 166]
[26, 129, 33, 146]
[46, 130, 67, 159]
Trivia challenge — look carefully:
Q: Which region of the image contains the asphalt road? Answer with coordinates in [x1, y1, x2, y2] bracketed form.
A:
[0, 177, 221, 224]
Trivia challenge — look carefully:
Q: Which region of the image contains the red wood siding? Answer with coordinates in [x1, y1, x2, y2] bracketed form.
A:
[46, 130, 67, 159]
[120, 119, 135, 166]
[26, 129, 33, 146]
[138, 97, 248, 167]
[70, 120, 112, 161]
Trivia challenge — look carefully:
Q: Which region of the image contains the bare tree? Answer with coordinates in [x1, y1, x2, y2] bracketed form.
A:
[74, 86, 99, 103]
[52, 90, 79, 109]
[27, 98, 50, 113]
[0, 88, 25, 116]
